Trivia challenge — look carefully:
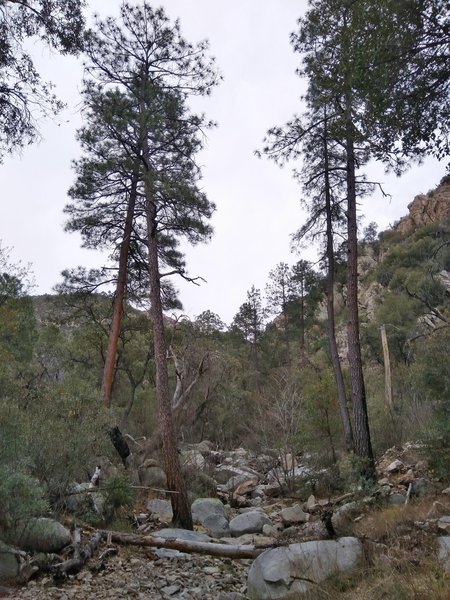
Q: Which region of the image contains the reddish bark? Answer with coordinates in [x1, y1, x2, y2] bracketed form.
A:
[101, 173, 138, 408]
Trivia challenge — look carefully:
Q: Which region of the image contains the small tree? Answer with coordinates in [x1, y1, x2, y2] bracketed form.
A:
[232, 286, 266, 364]
[265, 262, 295, 361]
[290, 260, 320, 350]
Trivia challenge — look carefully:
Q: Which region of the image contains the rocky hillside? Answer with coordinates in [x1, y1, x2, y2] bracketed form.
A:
[395, 176, 450, 236]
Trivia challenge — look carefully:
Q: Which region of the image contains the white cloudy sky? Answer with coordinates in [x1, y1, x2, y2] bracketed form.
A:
[0, 0, 446, 324]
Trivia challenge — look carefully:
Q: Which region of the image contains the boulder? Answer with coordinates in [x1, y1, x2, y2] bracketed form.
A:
[386, 459, 404, 473]
[229, 511, 272, 537]
[376, 484, 392, 498]
[0, 541, 19, 584]
[389, 493, 406, 506]
[247, 537, 363, 599]
[91, 490, 111, 520]
[203, 514, 230, 538]
[331, 502, 359, 535]
[147, 499, 173, 521]
[214, 467, 243, 485]
[305, 494, 321, 513]
[261, 483, 282, 498]
[280, 504, 309, 526]
[13, 518, 71, 553]
[234, 478, 258, 496]
[191, 498, 229, 538]
[65, 482, 91, 513]
[217, 471, 259, 493]
[438, 516, 450, 534]
[138, 465, 167, 489]
[181, 449, 206, 470]
[437, 536, 450, 573]
[230, 495, 255, 509]
[411, 477, 432, 498]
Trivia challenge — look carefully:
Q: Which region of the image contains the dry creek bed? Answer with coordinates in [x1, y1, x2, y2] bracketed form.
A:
[4, 545, 249, 600]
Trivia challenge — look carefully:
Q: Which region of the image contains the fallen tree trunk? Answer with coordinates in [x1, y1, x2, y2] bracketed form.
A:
[100, 530, 267, 559]
[50, 532, 102, 580]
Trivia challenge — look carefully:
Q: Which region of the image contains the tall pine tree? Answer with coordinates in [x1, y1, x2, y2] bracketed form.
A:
[66, 2, 219, 528]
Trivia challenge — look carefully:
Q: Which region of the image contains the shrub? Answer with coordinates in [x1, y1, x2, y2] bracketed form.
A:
[338, 454, 375, 493]
[0, 466, 48, 530]
[103, 472, 134, 512]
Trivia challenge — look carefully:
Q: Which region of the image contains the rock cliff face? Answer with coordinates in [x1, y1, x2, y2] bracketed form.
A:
[395, 178, 450, 236]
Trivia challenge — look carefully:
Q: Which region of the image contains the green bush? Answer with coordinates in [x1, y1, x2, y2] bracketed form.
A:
[103, 472, 134, 511]
[22, 385, 117, 501]
[338, 454, 375, 492]
[0, 466, 48, 530]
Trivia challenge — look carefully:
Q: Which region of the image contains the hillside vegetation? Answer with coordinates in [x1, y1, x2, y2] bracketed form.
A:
[1, 178, 449, 523]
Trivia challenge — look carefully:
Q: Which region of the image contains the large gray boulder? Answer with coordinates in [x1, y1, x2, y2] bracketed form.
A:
[437, 536, 450, 573]
[0, 541, 19, 584]
[247, 537, 363, 599]
[13, 518, 71, 553]
[147, 498, 173, 521]
[191, 498, 229, 537]
[229, 511, 272, 537]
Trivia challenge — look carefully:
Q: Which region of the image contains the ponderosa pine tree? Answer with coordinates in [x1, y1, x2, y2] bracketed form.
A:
[259, 78, 356, 450]
[291, 1, 379, 470]
[0, 0, 85, 159]
[265, 262, 294, 362]
[232, 286, 266, 366]
[290, 259, 320, 351]
[264, 0, 448, 470]
[65, 85, 156, 409]
[66, 2, 219, 528]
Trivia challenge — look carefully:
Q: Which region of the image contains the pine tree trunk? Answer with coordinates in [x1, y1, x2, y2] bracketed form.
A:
[120, 383, 137, 432]
[345, 123, 374, 472]
[101, 173, 138, 408]
[323, 112, 354, 453]
[380, 324, 393, 410]
[282, 293, 291, 364]
[145, 189, 193, 530]
[300, 282, 305, 349]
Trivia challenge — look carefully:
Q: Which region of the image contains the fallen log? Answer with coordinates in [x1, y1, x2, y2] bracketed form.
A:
[50, 532, 102, 580]
[100, 530, 267, 559]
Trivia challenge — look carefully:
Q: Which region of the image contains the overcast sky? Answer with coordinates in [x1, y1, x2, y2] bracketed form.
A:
[0, 0, 446, 324]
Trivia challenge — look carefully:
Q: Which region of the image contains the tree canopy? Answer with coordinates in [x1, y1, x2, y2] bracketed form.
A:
[0, 0, 86, 160]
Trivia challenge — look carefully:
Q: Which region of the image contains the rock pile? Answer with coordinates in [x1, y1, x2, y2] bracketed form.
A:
[2, 442, 450, 599]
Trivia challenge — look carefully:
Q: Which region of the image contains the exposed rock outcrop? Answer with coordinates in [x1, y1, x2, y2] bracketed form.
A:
[395, 179, 450, 236]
